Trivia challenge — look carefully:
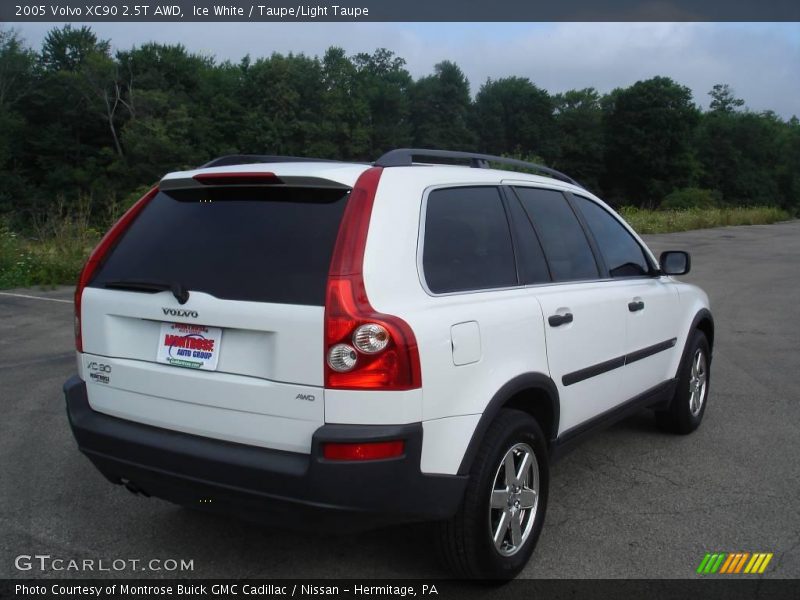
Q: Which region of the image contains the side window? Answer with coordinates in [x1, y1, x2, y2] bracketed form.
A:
[573, 195, 651, 278]
[423, 187, 517, 293]
[505, 193, 551, 285]
[514, 187, 599, 282]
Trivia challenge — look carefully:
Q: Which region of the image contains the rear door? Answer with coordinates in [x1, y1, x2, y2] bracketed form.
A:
[509, 186, 629, 434]
[79, 180, 351, 453]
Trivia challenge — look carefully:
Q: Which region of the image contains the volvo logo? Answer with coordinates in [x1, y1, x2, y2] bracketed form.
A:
[162, 307, 198, 318]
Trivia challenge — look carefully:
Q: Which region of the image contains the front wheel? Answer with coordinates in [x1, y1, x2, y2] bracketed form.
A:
[656, 330, 711, 434]
[436, 409, 548, 579]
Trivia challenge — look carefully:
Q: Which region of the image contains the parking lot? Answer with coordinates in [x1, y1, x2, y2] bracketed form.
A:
[1, 221, 798, 579]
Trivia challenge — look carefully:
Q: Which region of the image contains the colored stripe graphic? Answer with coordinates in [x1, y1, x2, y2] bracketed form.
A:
[719, 553, 737, 574]
[710, 553, 726, 573]
[746, 554, 763, 573]
[700, 552, 773, 575]
[759, 553, 773, 573]
[734, 553, 750, 573]
[697, 553, 712, 574]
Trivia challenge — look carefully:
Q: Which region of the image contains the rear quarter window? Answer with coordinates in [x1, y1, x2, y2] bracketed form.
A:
[422, 186, 518, 294]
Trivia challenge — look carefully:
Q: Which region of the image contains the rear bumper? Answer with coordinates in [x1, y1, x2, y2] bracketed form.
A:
[64, 375, 467, 530]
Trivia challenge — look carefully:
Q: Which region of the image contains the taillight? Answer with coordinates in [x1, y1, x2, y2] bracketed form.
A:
[74, 185, 159, 352]
[353, 323, 389, 354]
[322, 440, 405, 461]
[324, 167, 421, 390]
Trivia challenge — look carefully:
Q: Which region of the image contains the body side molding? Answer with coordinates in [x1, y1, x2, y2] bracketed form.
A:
[561, 337, 679, 387]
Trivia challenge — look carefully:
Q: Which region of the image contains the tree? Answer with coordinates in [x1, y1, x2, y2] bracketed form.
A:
[0, 28, 36, 215]
[410, 61, 474, 150]
[40, 25, 110, 72]
[237, 52, 326, 156]
[776, 116, 800, 213]
[352, 48, 413, 157]
[117, 43, 222, 182]
[0, 28, 35, 108]
[708, 83, 745, 113]
[695, 110, 784, 207]
[553, 88, 604, 191]
[473, 77, 556, 160]
[2, 25, 797, 228]
[315, 47, 370, 159]
[603, 76, 700, 206]
[22, 26, 119, 215]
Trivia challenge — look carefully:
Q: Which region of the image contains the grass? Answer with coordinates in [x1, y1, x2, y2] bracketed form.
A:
[0, 198, 110, 289]
[618, 206, 791, 235]
[0, 203, 794, 289]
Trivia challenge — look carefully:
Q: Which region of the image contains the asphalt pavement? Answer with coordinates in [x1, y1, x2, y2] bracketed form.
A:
[1, 221, 798, 579]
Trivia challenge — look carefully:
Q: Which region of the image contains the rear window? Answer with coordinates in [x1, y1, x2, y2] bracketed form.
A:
[90, 186, 349, 306]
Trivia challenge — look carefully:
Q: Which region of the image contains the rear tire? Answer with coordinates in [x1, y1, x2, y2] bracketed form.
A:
[656, 330, 711, 434]
[436, 409, 548, 579]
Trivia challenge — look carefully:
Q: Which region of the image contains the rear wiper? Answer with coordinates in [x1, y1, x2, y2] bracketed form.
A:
[104, 280, 190, 305]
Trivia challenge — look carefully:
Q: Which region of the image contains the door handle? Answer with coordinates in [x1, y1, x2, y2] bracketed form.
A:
[548, 313, 573, 327]
[628, 301, 645, 312]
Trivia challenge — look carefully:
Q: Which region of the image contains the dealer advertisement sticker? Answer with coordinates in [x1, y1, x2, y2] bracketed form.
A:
[156, 322, 222, 371]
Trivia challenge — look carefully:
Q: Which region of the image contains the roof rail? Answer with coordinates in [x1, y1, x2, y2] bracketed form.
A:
[374, 148, 582, 188]
[201, 154, 344, 168]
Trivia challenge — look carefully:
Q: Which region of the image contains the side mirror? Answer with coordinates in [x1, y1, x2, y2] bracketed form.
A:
[660, 251, 691, 276]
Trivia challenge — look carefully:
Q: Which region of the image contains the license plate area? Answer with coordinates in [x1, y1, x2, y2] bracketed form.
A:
[156, 322, 222, 371]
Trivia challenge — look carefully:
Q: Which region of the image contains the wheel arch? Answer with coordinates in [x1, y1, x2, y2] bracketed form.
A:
[457, 373, 560, 476]
[693, 309, 714, 357]
[688, 308, 715, 364]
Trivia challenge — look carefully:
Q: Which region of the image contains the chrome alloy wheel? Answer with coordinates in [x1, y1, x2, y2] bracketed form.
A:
[488, 442, 539, 557]
[689, 348, 708, 417]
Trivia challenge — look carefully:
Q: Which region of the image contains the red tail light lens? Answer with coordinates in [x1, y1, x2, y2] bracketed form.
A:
[324, 167, 421, 390]
[322, 440, 405, 461]
[325, 278, 421, 389]
[74, 186, 159, 352]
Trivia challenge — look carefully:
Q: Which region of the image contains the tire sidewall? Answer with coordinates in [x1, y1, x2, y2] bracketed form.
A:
[467, 412, 549, 579]
[675, 331, 711, 431]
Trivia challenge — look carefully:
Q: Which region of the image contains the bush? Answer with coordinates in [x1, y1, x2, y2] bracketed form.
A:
[0, 198, 107, 289]
[0, 220, 35, 288]
[619, 206, 790, 234]
[660, 187, 721, 210]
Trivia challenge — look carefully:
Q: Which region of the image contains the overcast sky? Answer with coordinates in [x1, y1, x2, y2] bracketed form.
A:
[12, 22, 800, 119]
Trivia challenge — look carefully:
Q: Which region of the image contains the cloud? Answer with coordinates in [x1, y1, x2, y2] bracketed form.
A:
[11, 21, 800, 118]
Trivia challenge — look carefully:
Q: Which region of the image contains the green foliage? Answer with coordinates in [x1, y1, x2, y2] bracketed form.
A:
[352, 49, 413, 156]
[695, 109, 794, 210]
[473, 77, 556, 159]
[708, 83, 745, 113]
[0, 201, 103, 288]
[410, 61, 475, 150]
[603, 77, 701, 207]
[660, 188, 721, 210]
[619, 206, 790, 234]
[0, 24, 798, 246]
[553, 88, 604, 191]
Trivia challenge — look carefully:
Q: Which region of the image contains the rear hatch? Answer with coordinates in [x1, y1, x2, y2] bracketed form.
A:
[79, 166, 362, 453]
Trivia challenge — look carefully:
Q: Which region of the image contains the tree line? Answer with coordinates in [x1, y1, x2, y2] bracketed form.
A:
[1, 25, 798, 227]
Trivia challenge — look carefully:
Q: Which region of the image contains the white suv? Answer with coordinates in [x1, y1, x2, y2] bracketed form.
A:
[65, 149, 713, 579]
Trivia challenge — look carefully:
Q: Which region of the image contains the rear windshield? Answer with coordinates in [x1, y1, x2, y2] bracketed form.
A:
[90, 186, 349, 306]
